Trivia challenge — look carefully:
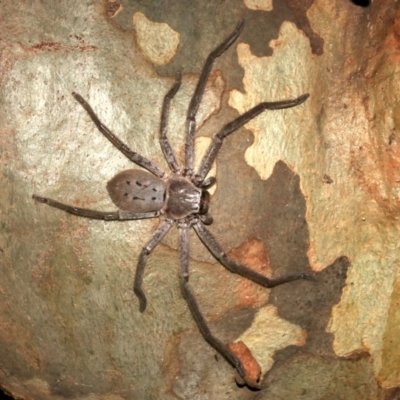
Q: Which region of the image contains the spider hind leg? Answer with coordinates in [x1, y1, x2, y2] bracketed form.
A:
[32, 194, 161, 221]
[134, 219, 174, 312]
[179, 223, 250, 384]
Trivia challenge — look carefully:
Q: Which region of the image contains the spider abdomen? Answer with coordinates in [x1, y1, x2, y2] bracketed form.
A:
[164, 176, 202, 219]
[107, 169, 166, 213]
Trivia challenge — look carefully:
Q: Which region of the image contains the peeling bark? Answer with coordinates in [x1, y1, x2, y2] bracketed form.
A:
[1, 1, 400, 399]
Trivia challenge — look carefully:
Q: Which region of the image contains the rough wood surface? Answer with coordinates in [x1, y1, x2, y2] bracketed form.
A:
[1, 1, 400, 399]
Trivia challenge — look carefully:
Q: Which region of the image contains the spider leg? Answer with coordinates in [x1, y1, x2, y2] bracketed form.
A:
[32, 194, 161, 220]
[178, 223, 247, 381]
[195, 93, 309, 184]
[160, 71, 182, 174]
[184, 20, 244, 176]
[193, 220, 314, 287]
[72, 92, 167, 179]
[134, 219, 174, 312]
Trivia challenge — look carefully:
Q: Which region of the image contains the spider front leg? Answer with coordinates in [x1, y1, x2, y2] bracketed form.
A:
[72, 92, 167, 179]
[32, 194, 162, 221]
[178, 223, 248, 383]
[160, 71, 182, 174]
[184, 20, 244, 176]
[195, 93, 309, 183]
[193, 221, 314, 287]
[134, 219, 174, 312]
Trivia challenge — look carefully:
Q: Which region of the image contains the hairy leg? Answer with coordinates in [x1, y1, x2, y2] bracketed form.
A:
[178, 223, 247, 381]
[184, 20, 244, 176]
[134, 219, 174, 312]
[72, 92, 167, 178]
[160, 72, 182, 174]
[32, 194, 161, 221]
[193, 220, 314, 287]
[195, 94, 309, 183]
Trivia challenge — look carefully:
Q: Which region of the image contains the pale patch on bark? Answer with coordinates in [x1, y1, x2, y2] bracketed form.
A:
[133, 12, 180, 66]
[244, 0, 273, 12]
[229, 14, 400, 389]
[237, 305, 306, 380]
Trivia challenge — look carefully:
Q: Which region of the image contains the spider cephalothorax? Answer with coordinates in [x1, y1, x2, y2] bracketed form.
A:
[33, 20, 310, 388]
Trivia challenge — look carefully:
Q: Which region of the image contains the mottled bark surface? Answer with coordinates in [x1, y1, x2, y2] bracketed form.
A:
[1, 0, 400, 399]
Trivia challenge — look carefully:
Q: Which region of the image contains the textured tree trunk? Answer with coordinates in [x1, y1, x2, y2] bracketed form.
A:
[1, 1, 400, 399]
